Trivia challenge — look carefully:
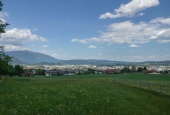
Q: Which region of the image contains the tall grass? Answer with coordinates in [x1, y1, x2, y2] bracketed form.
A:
[0, 75, 170, 114]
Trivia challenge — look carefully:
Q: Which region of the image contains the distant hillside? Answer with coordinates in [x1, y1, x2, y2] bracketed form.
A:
[45, 60, 170, 66]
[6, 50, 59, 64]
[139, 61, 170, 66]
[58, 59, 134, 66]
[11, 57, 25, 64]
[5, 50, 170, 66]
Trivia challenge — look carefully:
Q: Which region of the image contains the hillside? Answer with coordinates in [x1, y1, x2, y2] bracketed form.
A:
[6, 50, 59, 64]
[58, 59, 134, 66]
[5, 50, 132, 65]
[138, 61, 170, 66]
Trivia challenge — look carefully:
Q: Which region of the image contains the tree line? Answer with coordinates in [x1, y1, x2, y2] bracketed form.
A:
[0, 1, 11, 76]
[0, 46, 26, 76]
[121, 66, 147, 73]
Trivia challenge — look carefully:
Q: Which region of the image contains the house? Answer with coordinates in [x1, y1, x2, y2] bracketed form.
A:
[21, 69, 36, 77]
[45, 69, 75, 76]
[45, 70, 59, 76]
[95, 70, 104, 74]
[105, 69, 121, 74]
[63, 70, 76, 76]
[143, 70, 157, 74]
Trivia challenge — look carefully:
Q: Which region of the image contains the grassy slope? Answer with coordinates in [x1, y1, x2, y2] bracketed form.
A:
[0, 75, 170, 114]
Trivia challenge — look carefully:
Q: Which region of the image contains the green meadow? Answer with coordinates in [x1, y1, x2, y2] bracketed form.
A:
[113, 73, 170, 85]
[0, 74, 170, 114]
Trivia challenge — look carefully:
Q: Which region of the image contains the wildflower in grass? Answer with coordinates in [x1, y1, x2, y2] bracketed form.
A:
[69, 95, 76, 99]
[106, 97, 111, 103]
[12, 109, 17, 115]
[57, 104, 65, 111]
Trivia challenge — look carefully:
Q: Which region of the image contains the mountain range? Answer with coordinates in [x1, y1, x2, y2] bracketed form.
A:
[5, 50, 59, 64]
[5, 50, 170, 66]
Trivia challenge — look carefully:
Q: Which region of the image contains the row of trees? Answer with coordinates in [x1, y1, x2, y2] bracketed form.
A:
[1, 64, 24, 76]
[0, 46, 25, 76]
[0, 50, 45, 76]
[121, 66, 147, 73]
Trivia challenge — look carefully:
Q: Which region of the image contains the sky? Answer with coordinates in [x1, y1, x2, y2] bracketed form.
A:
[0, 0, 170, 62]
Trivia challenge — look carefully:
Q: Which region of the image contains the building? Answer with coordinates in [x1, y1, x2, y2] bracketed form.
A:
[45, 70, 59, 76]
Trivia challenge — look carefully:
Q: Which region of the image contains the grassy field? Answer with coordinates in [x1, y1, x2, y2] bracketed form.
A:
[112, 74, 170, 95]
[113, 73, 170, 85]
[0, 74, 170, 114]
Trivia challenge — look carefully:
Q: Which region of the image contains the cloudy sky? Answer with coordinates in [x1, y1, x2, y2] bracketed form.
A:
[1, 0, 170, 61]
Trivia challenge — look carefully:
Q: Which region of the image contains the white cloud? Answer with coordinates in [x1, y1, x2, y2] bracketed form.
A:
[129, 44, 139, 48]
[43, 45, 48, 48]
[148, 55, 157, 59]
[99, 0, 159, 19]
[0, 28, 46, 44]
[0, 12, 9, 24]
[133, 56, 143, 59]
[150, 17, 170, 25]
[157, 40, 170, 43]
[0, 18, 7, 24]
[0, 12, 9, 18]
[138, 12, 144, 16]
[149, 30, 166, 39]
[51, 53, 61, 58]
[0, 28, 47, 50]
[88, 45, 96, 49]
[71, 37, 98, 44]
[99, 12, 119, 19]
[71, 38, 89, 44]
[72, 17, 170, 45]
[4, 44, 20, 50]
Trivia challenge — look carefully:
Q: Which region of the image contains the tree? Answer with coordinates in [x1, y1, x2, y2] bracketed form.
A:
[0, 1, 9, 34]
[0, 0, 9, 62]
[14, 65, 24, 76]
[87, 68, 95, 74]
[121, 66, 131, 73]
[143, 66, 147, 70]
[0, 1, 8, 53]
[7, 65, 15, 76]
[0, 46, 12, 75]
[137, 67, 143, 72]
[36, 69, 45, 75]
[131, 66, 136, 73]
[164, 70, 169, 74]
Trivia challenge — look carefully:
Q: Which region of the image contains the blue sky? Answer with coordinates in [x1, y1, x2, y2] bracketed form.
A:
[1, 0, 170, 62]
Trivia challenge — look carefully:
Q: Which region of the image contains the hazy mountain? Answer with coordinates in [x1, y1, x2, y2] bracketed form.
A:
[6, 50, 59, 64]
[5, 50, 170, 66]
[5, 50, 132, 65]
[11, 57, 25, 64]
[57, 58, 170, 66]
[58, 59, 133, 66]
[138, 60, 170, 66]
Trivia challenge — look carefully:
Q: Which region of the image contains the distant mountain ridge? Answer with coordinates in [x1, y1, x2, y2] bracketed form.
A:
[5, 50, 132, 65]
[58, 59, 133, 66]
[5, 50, 170, 66]
[6, 50, 59, 64]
